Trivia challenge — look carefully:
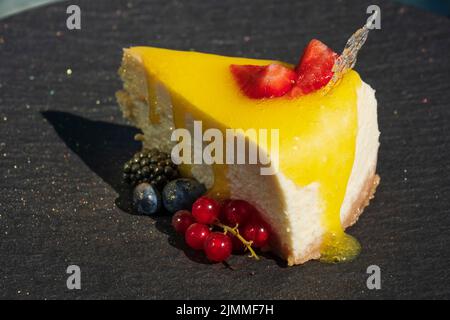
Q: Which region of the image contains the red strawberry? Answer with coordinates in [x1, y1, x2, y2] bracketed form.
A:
[291, 39, 338, 96]
[230, 63, 296, 99]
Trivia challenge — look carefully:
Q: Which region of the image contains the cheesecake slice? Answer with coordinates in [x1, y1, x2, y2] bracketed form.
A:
[116, 46, 380, 265]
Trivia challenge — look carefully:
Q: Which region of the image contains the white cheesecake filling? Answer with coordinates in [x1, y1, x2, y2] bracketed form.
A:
[340, 82, 379, 222]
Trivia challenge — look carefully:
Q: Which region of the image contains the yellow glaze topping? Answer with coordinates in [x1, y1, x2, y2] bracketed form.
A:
[129, 47, 362, 262]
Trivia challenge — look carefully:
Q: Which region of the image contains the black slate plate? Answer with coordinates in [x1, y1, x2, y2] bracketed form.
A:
[0, 0, 449, 299]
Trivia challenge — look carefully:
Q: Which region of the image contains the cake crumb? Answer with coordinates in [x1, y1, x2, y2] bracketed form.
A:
[134, 133, 145, 141]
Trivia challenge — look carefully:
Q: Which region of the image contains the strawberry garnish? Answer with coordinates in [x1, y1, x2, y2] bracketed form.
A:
[230, 63, 296, 99]
[230, 40, 338, 99]
[290, 39, 338, 96]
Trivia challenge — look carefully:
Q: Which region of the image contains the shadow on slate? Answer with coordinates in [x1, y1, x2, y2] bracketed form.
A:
[41, 110, 140, 202]
[41, 110, 215, 265]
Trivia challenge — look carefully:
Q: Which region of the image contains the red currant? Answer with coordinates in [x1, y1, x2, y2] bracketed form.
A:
[172, 210, 195, 234]
[203, 232, 232, 262]
[192, 196, 220, 224]
[242, 219, 270, 248]
[221, 199, 255, 227]
[185, 223, 210, 250]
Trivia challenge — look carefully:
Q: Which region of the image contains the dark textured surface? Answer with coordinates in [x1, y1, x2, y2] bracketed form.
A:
[0, 0, 449, 299]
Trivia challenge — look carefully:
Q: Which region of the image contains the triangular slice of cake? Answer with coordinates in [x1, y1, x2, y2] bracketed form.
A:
[116, 44, 379, 265]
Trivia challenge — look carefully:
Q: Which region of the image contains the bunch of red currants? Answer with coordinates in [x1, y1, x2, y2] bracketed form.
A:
[171, 196, 271, 263]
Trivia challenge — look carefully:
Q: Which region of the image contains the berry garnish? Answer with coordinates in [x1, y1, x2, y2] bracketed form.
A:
[172, 210, 195, 234]
[162, 178, 207, 213]
[221, 199, 255, 227]
[230, 63, 296, 99]
[291, 39, 338, 96]
[132, 183, 161, 215]
[122, 148, 179, 189]
[203, 232, 232, 262]
[171, 197, 272, 262]
[185, 223, 211, 250]
[242, 219, 270, 248]
[192, 196, 221, 224]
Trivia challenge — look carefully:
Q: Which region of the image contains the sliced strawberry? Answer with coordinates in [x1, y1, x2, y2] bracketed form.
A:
[291, 39, 338, 96]
[230, 63, 296, 99]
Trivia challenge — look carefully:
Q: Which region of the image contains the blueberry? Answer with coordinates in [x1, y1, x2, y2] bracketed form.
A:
[133, 183, 161, 215]
[162, 178, 207, 214]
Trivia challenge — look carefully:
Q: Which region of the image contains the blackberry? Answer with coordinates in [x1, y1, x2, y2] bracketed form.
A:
[122, 148, 179, 190]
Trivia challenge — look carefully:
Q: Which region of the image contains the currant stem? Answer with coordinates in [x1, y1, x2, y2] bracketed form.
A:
[214, 221, 260, 260]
